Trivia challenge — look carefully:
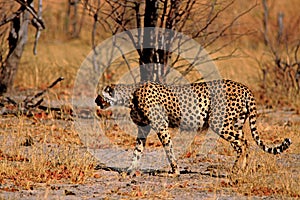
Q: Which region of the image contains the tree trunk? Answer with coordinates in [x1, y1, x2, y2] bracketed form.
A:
[0, 9, 29, 95]
[140, 0, 166, 82]
[140, 0, 157, 82]
[65, 0, 79, 38]
[139, 0, 180, 83]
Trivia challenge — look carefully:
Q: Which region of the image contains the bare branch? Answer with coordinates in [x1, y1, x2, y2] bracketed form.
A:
[83, 0, 257, 83]
[33, 0, 43, 55]
[192, 0, 235, 38]
[0, 11, 22, 27]
[262, 0, 269, 46]
[114, 42, 137, 84]
[15, 0, 45, 29]
[207, 2, 257, 48]
[277, 12, 284, 44]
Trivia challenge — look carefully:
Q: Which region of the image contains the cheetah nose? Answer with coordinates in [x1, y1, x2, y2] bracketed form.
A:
[95, 95, 111, 109]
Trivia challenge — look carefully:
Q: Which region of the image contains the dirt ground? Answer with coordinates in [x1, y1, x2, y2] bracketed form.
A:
[0, 105, 299, 199]
[1, 152, 299, 199]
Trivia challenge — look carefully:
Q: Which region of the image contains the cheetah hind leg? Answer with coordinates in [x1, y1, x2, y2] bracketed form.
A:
[215, 124, 249, 184]
[126, 126, 150, 176]
[230, 114, 250, 183]
[229, 140, 249, 184]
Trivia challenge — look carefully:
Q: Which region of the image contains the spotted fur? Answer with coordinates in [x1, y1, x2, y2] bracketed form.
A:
[95, 79, 291, 176]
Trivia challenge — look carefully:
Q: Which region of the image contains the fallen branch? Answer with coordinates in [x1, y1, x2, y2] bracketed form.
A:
[0, 77, 72, 120]
[24, 77, 64, 109]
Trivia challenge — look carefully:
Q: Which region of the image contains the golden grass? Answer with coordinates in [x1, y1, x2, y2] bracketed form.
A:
[15, 38, 91, 90]
[0, 116, 96, 190]
[217, 121, 300, 197]
[0, 102, 299, 197]
[175, 116, 300, 198]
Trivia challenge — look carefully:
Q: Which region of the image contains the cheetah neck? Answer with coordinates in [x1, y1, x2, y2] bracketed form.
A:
[112, 83, 139, 107]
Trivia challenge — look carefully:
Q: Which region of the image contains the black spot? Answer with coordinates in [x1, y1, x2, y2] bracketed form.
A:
[267, 148, 272, 153]
[271, 148, 278, 154]
[234, 134, 239, 140]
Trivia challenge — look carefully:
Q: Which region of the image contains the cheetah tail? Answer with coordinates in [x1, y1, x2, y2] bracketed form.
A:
[248, 104, 291, 155]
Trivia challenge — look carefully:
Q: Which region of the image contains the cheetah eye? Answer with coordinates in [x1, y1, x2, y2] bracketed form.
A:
[104, 86, 114, 96]
[104, 86, 110, 93]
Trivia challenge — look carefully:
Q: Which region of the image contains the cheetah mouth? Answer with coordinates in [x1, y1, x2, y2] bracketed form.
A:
[95, 95, 111, 109]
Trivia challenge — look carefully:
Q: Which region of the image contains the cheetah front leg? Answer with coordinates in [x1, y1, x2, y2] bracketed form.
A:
[156, 127, 180, 176]
[127, 126, 151, 175]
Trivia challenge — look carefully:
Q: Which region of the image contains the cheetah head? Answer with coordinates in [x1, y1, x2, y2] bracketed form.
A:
[95, 85, 116, 109]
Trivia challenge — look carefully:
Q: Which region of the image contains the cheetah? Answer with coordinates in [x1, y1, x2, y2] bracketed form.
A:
[95, 79, 291, 177]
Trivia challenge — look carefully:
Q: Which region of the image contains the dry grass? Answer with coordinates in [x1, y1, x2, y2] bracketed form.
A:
[0, 102, 299, 198]
[16, 39, 90, 90]
[174, 115, 300, 198]
[236, 124, 299, 197]
[0, 116, 96, 190]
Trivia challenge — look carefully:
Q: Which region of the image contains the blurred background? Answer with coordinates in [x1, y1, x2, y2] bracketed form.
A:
[0, 0, 299, 108]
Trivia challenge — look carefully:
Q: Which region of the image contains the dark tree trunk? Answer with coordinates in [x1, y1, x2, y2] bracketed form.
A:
[139, 0, 170, 83]
[0, 8, 29, 95]
[140, 0, 158, 82]
[139, 0, 180, 83]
